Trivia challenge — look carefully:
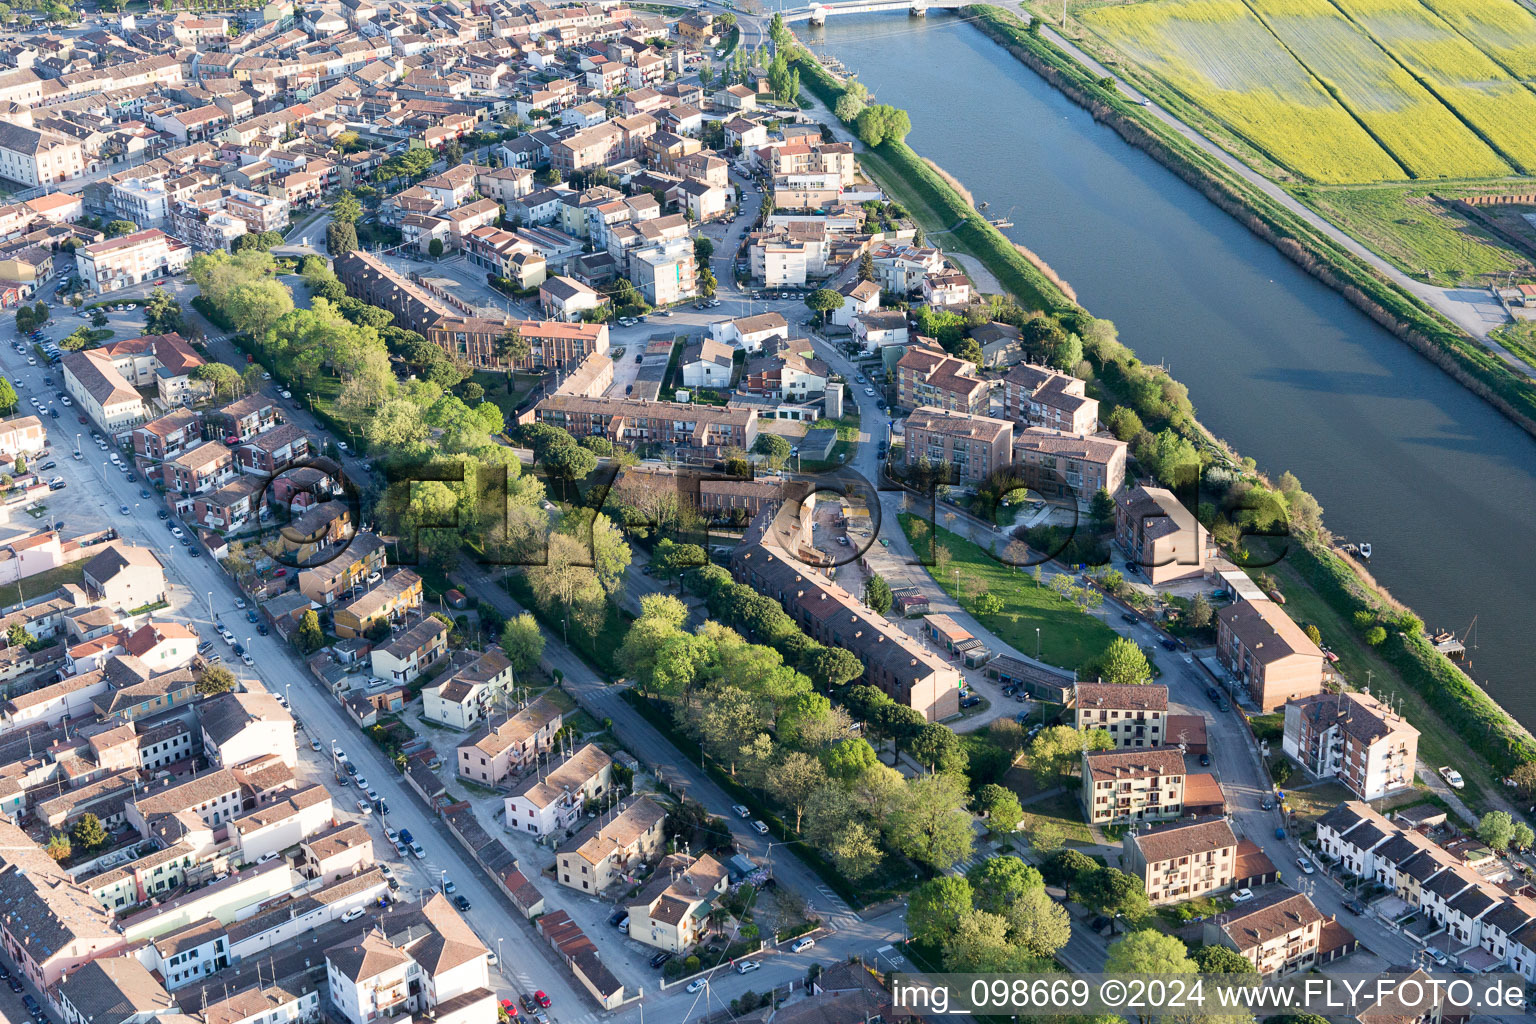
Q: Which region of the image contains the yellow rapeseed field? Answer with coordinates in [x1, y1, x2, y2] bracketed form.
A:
[1418, 0, 1536, 78]
[1083, 0, 1404, 182]
[1330, 0, 1536, 172]
[1084, 0, 1530, 182]
[1246, 0, 1508, 179]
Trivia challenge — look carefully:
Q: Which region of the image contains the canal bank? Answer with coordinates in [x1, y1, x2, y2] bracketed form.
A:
[787, 15, 1536, 788]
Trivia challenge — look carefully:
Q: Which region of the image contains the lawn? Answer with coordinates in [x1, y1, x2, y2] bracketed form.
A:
[0, 562, 84, 609]
[1293, 185, 1526, 286]
[897, 514, 1118, 673]
[1015, 788, 1096, 846]
[474, 370, 545, 424]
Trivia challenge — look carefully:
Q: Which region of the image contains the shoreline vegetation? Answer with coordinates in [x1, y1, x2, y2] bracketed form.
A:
[785, 22, 1536, 805]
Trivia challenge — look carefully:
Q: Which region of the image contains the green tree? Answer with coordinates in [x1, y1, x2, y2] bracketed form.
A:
[834, 78, 869, 123]
[1190, 593, 1215, 630]
[5, 622, 27, 648]
[1104, 928, 1195, 976]
[1028, 819, 1067, 855]
[753, 432, 791, 467]
[693, 235, 714, 266]
[975, 783, 1023, 835]
[1511, 822, 1535, 851]
[1081, 866, 1151, 927]
[0, 377, 15, 413]
[326, 220, 358, 256]
[1040, 849, 1098, 900]
[72, 812, 109, 851]
[1365, 625, 1387, 646]
[890, 771, 975, 871]
[198, 663, 238, 695]
[45, 832, 70, 862]
[1193, 945, 1258, 977]
[105, 219, 136, 237]
[295, 609, 324, 655]
[143, 287, 185, 335]
[194, 362, 246, 402]
[1089, 488, 1115, 530]
[863, 572, 893, 615]
[910, 723, 967, 775]
[1478, 811, 1517, 852]
[331, 190, 362, 224]
[858, 251, 874, 283]
[806, 287, 841, 325]
[500, 613, 545, 677]
[429, 237, 445, 259]
[1099, 636, 1152, 686]
[1025, 725, 1115, 782]
[854, 104, 911, 147]
[906, 875, 974, 947]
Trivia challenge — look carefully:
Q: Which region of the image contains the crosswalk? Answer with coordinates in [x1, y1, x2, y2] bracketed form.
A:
[947, 848, 994, 877]
[811, 884, 851, 914]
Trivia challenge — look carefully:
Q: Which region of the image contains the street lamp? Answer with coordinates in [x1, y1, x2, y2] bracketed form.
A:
[1036, 628, 1041, 660]
[206, 590, 213, 617]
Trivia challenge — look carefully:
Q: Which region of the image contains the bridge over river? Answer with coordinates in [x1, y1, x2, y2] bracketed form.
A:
[781, 0, 968, 23]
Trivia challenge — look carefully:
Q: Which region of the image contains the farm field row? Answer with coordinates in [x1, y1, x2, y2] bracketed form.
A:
[1081, 0, 1536, 183]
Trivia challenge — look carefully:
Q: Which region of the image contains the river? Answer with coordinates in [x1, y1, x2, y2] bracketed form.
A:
[804, 13, 1536, 728]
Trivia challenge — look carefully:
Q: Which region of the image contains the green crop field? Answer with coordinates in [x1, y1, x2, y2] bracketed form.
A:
[1082, 0, 1536, 183]
[1329, 0, 1536, 172]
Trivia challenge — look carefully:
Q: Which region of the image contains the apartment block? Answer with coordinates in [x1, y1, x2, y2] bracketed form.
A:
[896, 345, 988, 415]
[1283, 690, 1418, 801]
[522, 394, 756, 453]
[1217, 599, 1326, 711]
[556, 795, 667, 894]
[77, 229, 190, 295]
[903, 407, 1013, 485]
[503, 743, 612, 836]
[1203, 890, 1324, 977]
[427, 316, 610, 372]
[1012, 427, 1127, 505]
[1082, 748, 1185, 825]
[457, 695, 564, 785]
[1074, 682, 1168, 748]
[1003, 363, 1099, 435]
[1122, 817, 1239, 906]
[1115, 484, 1208, 585]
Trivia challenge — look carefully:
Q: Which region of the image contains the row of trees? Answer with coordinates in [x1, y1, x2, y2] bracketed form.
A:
[907, 857, 1069, 970]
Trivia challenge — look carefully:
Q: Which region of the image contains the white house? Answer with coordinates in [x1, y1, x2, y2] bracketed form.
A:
[503, 744, 612, 836]
[680, 338, 734, 389]
[831, 279, 880, 328]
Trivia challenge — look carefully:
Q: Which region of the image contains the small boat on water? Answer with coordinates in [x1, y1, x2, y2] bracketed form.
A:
[1358, 542, 1372, 559]
[990, 218, 1014, 228]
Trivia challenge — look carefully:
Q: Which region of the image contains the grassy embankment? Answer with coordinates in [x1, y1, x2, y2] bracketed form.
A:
[792, 21, 1536, 810]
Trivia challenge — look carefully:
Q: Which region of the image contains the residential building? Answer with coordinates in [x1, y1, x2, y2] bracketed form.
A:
[1081, 748, 1186, 825]
[1216, 599, 1326, 711]
[1203, 890, 1324, 977]
[369, 615, 449, 685]
[297, 533, 387, 607]
[132, 409, 201, 463]
[1074, 682, 1168, 748]
[709, 312, 789, 353]
[422, 648, 514, 730]
[625, 852, 728, 952]
[0, 122, 84, 187]
[679, 337, 734, 389]
[334, 250, 454, 334]
[1282, 690, 1418, 801]
[740, 340, 828, 400]
[164, 441, 235, 495]
[831, 279, 880, 328]
[896, 345, 988, 414]
[77, 229, 190, 295]
[1122, 817, 1239, 906]
[556, 795, 667, 894]
[333, 569, 422, 638]
[522, 394, 757, 453]
[457, 696, 564, 785]
[903, 407, 1013, 485]
[851, 310, 909, 351]
[62, 349, 147, 433]
[630, 237, 697, 306]
[201, 689, 297, 770]
[426, 316, 609, 373]
[539, 275, 606, 322]
[0, 414, 44, 458]
[1011, 427, 1128, 505]
[868, 242, 943, 294]
[325, 894, 491, 1024]
[732, 509, 960, 722]
[1003, 362, 1099, 435]
[1115, 485, 1207, 584]
[83, 543, 164, 612]
[503, 743, 612, 836]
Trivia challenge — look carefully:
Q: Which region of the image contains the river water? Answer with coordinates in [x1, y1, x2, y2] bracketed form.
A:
[805, 14, 1536, 727]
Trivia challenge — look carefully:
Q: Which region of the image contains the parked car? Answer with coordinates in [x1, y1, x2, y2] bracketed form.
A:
[1275, 827, 1286, 840]
[649, 951, 673, 969]
[735, 961, 761, 976]
[752, 820, 769, 835]
[410, 842, 426, 859]
[731, 804, 751, 818]
[607, 908, 627, 926]
[686, 979, 706, 994]
[341, 907, 365, 923]
[960, 696, 982, 709]
[791, 937, 816, 953]
[1121, 613, 1138, 625]
[1296, 856, 1315, 875]
[1438, 765, 1465, 789]
[534, 992, 551, 1009]
[398, 828, 413, 844]
[355, 800, 372, 815]
[453, 894, 471, 911]
[1199, 753, 1211, 767]
[1232, 888, 1254, 903]
[1343, 899, 1366, 915]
